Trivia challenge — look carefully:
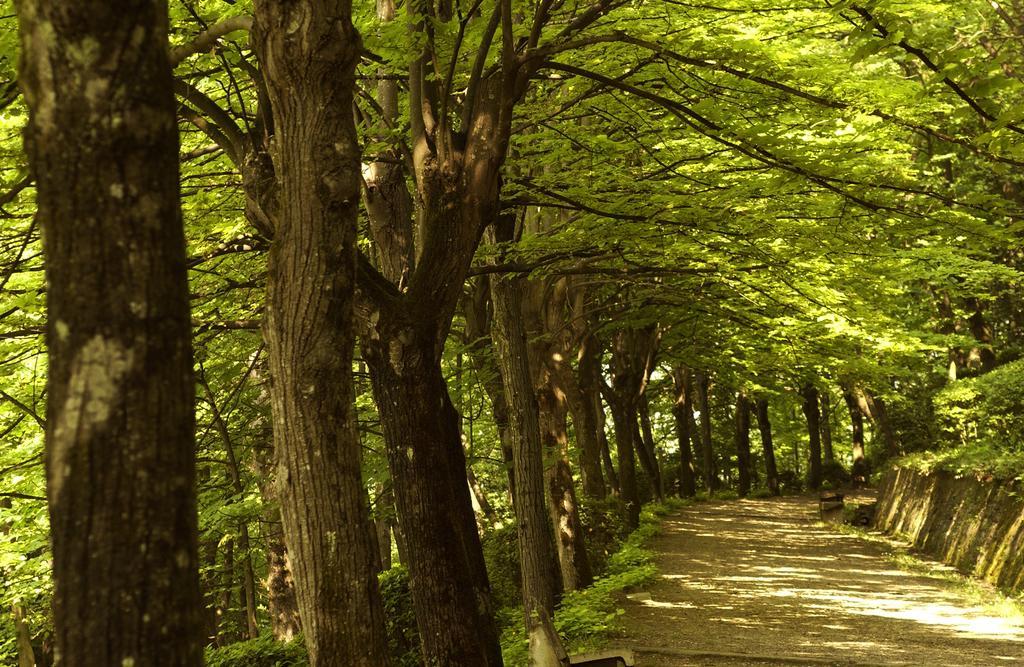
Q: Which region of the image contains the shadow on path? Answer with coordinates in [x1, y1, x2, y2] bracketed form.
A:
[615, 495, 1024, 666]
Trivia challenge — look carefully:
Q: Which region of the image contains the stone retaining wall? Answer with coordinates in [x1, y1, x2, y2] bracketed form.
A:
[874, 466, 1024, 591]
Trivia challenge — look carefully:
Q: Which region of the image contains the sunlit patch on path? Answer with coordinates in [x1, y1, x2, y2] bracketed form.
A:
[615, 496, 1024, 666]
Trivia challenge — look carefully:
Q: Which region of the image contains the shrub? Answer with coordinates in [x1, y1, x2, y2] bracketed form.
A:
[205, 635, 307, 667]
[379, 566, 420, 667]
[578, 496, 627, 575]
[481, 522, 523, 610]
[934, 359, 1024, 451]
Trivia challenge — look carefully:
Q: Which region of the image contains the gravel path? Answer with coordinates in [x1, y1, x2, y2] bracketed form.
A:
[614, 495, 1024, 666]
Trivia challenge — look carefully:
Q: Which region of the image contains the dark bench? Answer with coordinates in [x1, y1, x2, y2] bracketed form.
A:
[818, 492, 845, 521]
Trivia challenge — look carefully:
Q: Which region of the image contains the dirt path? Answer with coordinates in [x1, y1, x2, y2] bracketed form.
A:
[614, 495, 1024, 666]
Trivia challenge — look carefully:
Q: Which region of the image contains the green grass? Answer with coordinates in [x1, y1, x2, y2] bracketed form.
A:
[500, 498, 689, 666]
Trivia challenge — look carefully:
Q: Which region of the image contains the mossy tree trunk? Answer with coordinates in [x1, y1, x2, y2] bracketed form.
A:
[18, 0, 203, 661]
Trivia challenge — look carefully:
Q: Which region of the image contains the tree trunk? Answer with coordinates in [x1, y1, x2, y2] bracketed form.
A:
[800, 384, 823, 490]
[754, 399, 780, 496]
[597, 404, 620, 496]
[13, 605, 33, 667]
[637, 396, 666, 502]
[865, 392, 899, 460]
[734, 392, 752, 497]
[489, 227, 562, 660]
[364, 327, 503, 666]
[820, 392, 834, 464]
[560, 334, 607, 500]
[696, 372, 717, 492]
[538, 380, 593, 592]
[581, 336, 610, 497]
[18, 1, 203, 662]
[374, 485, 396, 572]
[671, 367, 697, 498]
[255, 443, 303, 641]
[606, 396, 642, 529]
[843, 387, 869, 485]
[252, 3, 390, 663]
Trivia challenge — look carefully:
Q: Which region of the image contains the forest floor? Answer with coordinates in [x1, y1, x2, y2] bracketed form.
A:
[614, 493, 1024, 666]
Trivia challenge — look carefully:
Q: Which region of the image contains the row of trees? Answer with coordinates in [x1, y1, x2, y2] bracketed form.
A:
[2, 0, 1024, 665]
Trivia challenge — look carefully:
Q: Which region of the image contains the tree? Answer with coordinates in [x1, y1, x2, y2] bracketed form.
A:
[800, 385, 824, 490]
[17, 0, 203, 662]
[734, 392, 752, 497]
[251, 1, 389, 662]
[671, 366, 697, 498]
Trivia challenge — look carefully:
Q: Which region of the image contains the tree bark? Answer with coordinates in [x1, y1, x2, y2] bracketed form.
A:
[252, 3, 389, 663]
[800, 384, 823, 490]
[605, 329, 656, 529]
[597, 402, 620, 496]
[754, 399, 780, 496]
[18, 1, 203, 662]
[255, 441, 303, 641]
[843, 387, 869, 485]
[364, 326, 502, 666]
[671, 367, 697, 498]
[13, 605, 33, 667]
[696, 372, 718, 492]
[578, 334, 613, 498]
[734, 392, 752, 497]
[864, 391, 899, 459]
[820, 392, 834, 464]
[537, 379, 593, 592]
[637, 395, 666, 502]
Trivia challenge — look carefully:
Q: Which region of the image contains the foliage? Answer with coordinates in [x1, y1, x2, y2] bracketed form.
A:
[481, 523, 523, 611]
[378, 566, 421, 667]
[935, 360, 1024, 451]
[205, 634, 307, 667]
[500, 500, 685, 666]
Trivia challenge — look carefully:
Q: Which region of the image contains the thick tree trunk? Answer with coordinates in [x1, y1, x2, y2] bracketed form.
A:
[671, 367, 697, 498]
[365, 328, 502, 666]
[252, 3, 389, 663]
[637, 396, 666, 502]
[820, 392, 834, 464]
[734, 392, 752, 497]
[754, 399, 780, 496]
[696, 372, 717, 492]
[800, 384, 823, 490]
[18, 1, 203, 662]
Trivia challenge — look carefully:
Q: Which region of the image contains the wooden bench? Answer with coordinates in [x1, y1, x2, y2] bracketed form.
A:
[541, 611, 636, 666]
[818, 492, 845, 521]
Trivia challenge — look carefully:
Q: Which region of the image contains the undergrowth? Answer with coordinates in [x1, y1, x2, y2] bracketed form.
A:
[499, 498, 688, 666]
